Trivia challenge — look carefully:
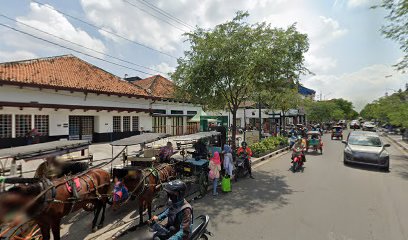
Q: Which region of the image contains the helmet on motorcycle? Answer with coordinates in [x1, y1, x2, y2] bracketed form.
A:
[241, 141, 247, 147]
[163, 180, 187, 202]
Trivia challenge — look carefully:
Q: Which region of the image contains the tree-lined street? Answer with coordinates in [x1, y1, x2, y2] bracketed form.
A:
[111, 132, 408, 240]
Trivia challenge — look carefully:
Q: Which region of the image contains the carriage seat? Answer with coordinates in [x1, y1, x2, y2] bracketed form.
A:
[143, 148, 160, 158]
[127, 156, 157, 167]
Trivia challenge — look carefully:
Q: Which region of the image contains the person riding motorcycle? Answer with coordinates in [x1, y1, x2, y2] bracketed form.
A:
[237, 141, 254, 179]
[150, 180, 192, 240]
[292, 136, 306, 163]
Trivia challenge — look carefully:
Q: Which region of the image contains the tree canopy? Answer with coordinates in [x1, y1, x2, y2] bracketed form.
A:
[373, 0, 408, 70]
[305, 98, 357, 123]
[360, 90, 408, 128]
[172, 11, 309, 147]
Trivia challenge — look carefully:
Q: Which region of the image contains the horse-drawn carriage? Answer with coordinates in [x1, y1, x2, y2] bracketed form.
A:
[173, 131, 222, 198]
[0, 140, 97, 240]
[305, 131, 323, 154]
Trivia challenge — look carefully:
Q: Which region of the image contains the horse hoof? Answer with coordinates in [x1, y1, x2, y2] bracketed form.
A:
[92, 227, 98, 233]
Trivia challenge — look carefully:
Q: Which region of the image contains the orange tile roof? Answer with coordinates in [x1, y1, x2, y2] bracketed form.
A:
[132, 75, 175, 99]
[0, 55, 149, 97]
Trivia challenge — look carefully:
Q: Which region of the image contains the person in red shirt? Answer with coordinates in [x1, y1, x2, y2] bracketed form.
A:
[237, 141, 254, 179]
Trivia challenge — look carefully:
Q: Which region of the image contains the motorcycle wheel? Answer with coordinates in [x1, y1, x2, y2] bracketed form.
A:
[292, 162, 298, 173]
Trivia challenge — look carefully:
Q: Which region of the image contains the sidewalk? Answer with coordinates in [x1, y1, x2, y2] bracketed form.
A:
[386, 134, 408, 152]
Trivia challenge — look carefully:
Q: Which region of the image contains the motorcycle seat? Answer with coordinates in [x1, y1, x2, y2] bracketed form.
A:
[190, 215, 209, 239]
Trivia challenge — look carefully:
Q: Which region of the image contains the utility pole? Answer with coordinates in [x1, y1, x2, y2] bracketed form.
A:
[258, 97, 262, 141]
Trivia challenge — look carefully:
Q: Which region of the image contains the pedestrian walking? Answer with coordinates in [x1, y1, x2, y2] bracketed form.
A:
[209, 151, 221, 196]
[223, 144, 234, 178]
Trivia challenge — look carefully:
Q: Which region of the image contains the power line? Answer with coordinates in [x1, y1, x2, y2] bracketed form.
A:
[30, 0, 177, 59]
[136, 0, 194, 30]
[122, 0, 189, 32]
[0, 13, 166, 75]
[0, 22, 153, 75]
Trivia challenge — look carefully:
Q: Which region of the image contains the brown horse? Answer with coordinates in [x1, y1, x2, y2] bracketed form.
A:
[122, 164, 176, 225]
[0, 168, 111, 240]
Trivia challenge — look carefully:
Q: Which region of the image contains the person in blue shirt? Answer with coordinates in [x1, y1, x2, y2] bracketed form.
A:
[150, 180, 192, 240]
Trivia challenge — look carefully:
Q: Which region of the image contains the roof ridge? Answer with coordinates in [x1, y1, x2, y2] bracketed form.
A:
[0, 54, 75, 65]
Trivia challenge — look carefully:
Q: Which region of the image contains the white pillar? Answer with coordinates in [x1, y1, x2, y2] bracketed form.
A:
[11, 114, 15, 138]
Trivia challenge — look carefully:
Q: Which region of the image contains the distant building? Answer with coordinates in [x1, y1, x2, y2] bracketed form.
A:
[0, 55, 201, 148]
[208, 85, 316, 133]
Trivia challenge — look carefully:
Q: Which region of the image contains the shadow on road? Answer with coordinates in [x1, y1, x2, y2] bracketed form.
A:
[191, 169, 293, 232]
[61, 199, 142, 240]
[344, 162, 389, 173]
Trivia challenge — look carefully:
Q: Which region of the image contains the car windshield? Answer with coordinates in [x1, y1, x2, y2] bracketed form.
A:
[348, 135, 382, 147]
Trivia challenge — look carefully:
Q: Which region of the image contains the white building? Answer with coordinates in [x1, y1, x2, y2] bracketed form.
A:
[209, 84, 316, 133]
[0, 55, 201, 148]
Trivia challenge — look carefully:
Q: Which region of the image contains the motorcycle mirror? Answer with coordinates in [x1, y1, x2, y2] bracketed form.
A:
[341, 140, 347, 144]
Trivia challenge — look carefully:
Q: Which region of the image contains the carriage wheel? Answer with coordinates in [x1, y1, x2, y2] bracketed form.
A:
[9, 220, 42, 240]
[198, 172, 209, 197]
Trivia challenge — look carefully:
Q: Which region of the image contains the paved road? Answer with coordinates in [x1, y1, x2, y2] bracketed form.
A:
[60, 131, 408, 240]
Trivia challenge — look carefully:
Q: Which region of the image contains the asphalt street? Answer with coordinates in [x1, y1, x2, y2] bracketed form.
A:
[59, 131, 408, 240]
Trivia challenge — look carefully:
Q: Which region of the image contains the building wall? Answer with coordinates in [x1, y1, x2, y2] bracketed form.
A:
[0, 85, 202, 148]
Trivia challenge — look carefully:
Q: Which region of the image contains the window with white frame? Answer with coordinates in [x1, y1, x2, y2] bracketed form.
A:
[34, 115, 49, 136]
[123, 116, 130, 132]
[113, 116, 121, 132]
[15, 114, 32, 137]
[132, 116, 139, 131]
[0, 114, 12, 138]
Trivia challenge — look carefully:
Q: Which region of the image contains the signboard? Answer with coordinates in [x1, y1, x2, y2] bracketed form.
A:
[245, 130, 260, 145]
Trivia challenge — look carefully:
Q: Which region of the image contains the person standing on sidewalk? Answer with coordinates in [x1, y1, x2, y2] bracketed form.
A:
[223, 144, 234, 178]
[209, 151, 221, 196]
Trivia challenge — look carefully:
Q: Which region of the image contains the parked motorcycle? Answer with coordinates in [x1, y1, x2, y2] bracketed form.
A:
[234, 154, 250, 182]
[291, 147, 304, 173]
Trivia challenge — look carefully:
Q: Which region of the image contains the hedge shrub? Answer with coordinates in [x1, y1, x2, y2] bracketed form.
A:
[249, 136, 288, 157]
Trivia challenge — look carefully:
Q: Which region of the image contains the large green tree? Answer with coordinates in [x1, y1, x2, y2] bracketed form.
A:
[361, 91, 408, 128]
[373, 0, 408, 70]
[305, 101, 346, 123]
[172, 12, 309, 148]
[328, 98, 356, 120]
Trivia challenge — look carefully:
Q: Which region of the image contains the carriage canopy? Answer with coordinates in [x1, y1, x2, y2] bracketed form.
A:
[110, 133, 170, 146]
[0, 140, 90, 161]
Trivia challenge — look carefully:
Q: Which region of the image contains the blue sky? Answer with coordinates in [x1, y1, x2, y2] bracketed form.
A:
[0, 0, 406, 110]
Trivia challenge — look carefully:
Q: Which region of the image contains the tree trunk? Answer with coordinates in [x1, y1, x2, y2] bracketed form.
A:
[231, 108, 238, 151]
[282, 111, 286, 131]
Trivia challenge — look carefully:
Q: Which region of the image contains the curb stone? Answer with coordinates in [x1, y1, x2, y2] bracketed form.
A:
[252, 146, 290, 165]
[385, 135, 408, 153]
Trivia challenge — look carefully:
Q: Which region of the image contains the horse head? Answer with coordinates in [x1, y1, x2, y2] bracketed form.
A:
[0, 184, 41, 224]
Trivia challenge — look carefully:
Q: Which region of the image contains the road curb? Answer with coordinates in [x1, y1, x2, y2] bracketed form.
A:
[252, 146, 290, 165]
[385, 135, 408, 153]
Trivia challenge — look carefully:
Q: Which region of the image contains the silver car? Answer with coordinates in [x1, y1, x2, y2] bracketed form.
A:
[342, 131, 390, 171]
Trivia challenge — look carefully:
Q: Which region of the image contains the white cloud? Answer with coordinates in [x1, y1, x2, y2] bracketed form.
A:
[303, 64, 408, 111]
[0, 50, 37, 62]
[13, 2, 106, 56]
[152, 62, 175, 77]
[347, 0, 370, 8]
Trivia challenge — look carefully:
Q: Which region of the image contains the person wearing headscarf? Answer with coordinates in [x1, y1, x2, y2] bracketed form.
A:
[159, 142, 174, 163]
[209, 151, 221, 196]
[223, 144, 234, 177]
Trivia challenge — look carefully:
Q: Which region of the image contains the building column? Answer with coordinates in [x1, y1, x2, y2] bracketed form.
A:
[11, 114, 15, 138]
[31, 114, 35, 130]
